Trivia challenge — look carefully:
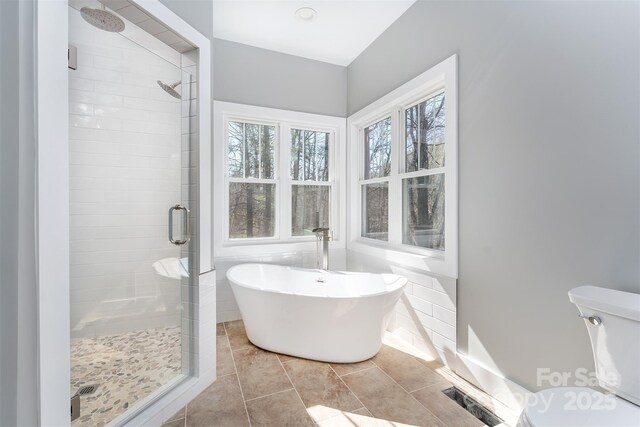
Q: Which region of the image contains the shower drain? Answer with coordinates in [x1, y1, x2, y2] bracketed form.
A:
[77, 384, 99, 396]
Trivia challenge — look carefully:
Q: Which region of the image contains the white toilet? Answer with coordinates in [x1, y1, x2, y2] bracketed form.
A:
[518, 286, 640, 427]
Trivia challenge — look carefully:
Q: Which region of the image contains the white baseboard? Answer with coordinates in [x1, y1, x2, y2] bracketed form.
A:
[454, 352, 531, 424]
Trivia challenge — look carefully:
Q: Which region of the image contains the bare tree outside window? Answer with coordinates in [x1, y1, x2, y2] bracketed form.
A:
[402, 175, 444, 249]
[228, 121, 275, 179]
[291, 129, 331, 236]
[362, 182, 389, 241]
[291, 129, 329, 181]
[364, 117, 391, 179]
[361, 117, 391, 240]
[402, 93, 446, 250]
[227, 121, 276, 238]
[229, 183, 276, 238]
[291, 185, 330, 236]
[405, 93, 445, 172]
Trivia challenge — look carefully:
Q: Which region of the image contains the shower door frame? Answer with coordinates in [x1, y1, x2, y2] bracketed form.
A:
[34, 0, 214, 425]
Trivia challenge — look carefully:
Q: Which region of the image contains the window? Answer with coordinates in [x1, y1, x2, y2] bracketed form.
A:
[227, 121, 277, 239]
[364, 118, 391, 179]
[404, 93, 445, 172]
[215, 102, 345, 253]
[360, 117, 391, 240]
[348, 55, 457, 278]
[402, 174, 444, 250]
[290, 129, 331, 236]
[402, 92, 446, 250]
[358, 93, 446, 249]
[362, 182, 389, 241]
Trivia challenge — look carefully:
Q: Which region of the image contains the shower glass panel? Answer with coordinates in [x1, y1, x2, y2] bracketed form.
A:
[68, 3, 196, 424]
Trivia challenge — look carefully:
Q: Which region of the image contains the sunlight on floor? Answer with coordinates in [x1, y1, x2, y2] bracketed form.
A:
[308, 405, 417, 426]
[163, 321, 517, 426]
[383, 330, 520, 426]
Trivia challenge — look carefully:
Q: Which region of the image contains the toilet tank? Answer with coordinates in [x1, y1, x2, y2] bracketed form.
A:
[569, 286, 640, 406]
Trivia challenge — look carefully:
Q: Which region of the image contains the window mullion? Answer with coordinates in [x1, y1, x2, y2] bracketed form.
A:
[302, 131, 306, 181]
[417, 104, 421, 171]
[242, 122, 246, 179]
[279, 124, 291, 241]
[258, 124, 263, 179]
[330, 130, 337, 239]
[389, 109, 402, 245]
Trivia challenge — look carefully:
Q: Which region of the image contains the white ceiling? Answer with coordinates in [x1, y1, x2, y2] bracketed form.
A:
[212, 0, 416, 66]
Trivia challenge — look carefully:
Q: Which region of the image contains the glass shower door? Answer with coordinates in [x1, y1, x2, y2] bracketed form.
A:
[68, 3, 196, 424]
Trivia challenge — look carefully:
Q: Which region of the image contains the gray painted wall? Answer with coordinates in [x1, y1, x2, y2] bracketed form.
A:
[158, 0, 214, 102]
[157, 2, 348, 117]
[213, 38, 348, 117]
[348, 0, 640, 391]
[158, 0, 213, 40]
[0, 0, 38, 425]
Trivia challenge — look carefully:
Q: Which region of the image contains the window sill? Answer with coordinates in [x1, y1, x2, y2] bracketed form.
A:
[223, 235, 333, 246]
[216, 239, 345, 259]
[354, 237, 445, 259]
[348, 239, 455, 278]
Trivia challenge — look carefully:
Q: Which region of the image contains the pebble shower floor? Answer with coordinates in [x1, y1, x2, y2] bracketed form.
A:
[70, 326, 181, 426]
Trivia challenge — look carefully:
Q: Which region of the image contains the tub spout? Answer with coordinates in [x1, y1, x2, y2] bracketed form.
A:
[312, 227, 330, 270]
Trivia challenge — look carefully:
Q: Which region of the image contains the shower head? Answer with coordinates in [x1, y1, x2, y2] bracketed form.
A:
[80, 5, 125, 33]
[157, 80, 182, 100]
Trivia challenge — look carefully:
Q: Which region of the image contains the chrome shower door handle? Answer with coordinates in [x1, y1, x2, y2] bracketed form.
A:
[168, 204, 190, 245]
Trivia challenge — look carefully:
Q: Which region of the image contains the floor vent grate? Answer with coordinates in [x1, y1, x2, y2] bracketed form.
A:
[78, 384, 99, 396]
[442, 386, 503, 427]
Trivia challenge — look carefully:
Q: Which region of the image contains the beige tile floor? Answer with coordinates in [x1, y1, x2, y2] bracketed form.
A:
[163, 321, 513, 427]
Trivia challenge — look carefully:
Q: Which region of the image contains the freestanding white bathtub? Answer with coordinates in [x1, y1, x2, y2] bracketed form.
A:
[227, 263, 407, 363]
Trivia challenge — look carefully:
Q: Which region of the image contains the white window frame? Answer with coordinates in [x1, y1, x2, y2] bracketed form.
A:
[224, 117, 281, 243]
[347, 55, 458, 278]
[359, 113, 393, 241]
[287, 124, 335, 240]
[214, 101, 347, 258]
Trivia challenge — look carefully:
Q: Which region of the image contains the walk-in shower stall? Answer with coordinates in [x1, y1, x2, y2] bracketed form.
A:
[67, 1, 202, 423]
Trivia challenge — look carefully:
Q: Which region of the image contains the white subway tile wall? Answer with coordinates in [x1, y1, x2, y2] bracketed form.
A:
[69, 8, 185, 338]
[343, 251, 457, 366]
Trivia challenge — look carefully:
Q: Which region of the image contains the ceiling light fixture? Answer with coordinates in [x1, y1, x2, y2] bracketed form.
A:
[295, 7, 317, 21]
